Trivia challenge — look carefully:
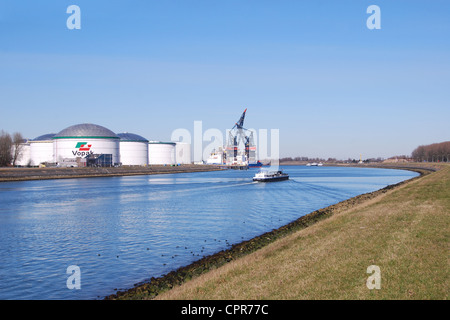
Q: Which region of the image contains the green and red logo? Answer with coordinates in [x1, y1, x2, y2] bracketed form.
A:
[72, 142, 93, 156]
[75, 142, 92, 151]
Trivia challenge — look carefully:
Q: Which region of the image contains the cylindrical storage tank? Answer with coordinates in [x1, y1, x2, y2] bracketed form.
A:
[148, 141, 176, 165]
[174, 142, 191, 164]
[12, 141, 31, 166]
[117, 133, 149, 166]
[30, 133, 55, 166]
[53, 123, 119, 166]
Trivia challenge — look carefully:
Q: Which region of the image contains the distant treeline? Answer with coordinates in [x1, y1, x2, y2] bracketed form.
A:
[279, 157, 385, 163]
[411, 141, 450, 162]
[280, 157, 326, 162]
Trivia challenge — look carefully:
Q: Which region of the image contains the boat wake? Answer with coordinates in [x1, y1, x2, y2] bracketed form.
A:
[287, 179, 350, 200]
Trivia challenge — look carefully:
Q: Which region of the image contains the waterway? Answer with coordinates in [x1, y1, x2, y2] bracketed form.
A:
[0, 166, 418, 299]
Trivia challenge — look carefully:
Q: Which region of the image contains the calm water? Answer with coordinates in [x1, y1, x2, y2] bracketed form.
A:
[0, 166, 418, 300]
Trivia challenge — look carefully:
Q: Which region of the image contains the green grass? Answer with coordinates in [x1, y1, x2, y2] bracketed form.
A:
[156, 164, 449, 300]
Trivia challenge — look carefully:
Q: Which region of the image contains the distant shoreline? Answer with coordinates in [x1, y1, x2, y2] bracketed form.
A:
[0, 165, 222, 183]
[279, 161, 442, 172]
[1, 162, 440, 183]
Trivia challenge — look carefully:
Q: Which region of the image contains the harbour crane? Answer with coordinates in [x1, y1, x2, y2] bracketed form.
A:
[226, 108, 255, 165]
[232, 108, 247, 130]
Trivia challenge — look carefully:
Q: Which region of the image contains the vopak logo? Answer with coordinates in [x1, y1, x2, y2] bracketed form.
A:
[72, 142, 93, 156]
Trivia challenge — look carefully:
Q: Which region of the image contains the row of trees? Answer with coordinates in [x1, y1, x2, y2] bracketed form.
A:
[0, 130, 25, 167]
[280, 157, 326, 162]
[280, 141, 450, 164]
[411, 141, 450, 162]
[279, 157, 385, 163]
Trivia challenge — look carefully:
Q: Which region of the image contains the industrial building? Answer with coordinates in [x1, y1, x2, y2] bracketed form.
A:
[53, 123, 120, 167]
[10, 110, 259, 168]
[148, 141, 176, 165]
[174, 142, 192, 165]
[12, 133, 55, 167]
[30, 133, 55, 166]
[117, 133, 149, 166]
[13, 140, 31, 167]
[12, 123, 192, 167]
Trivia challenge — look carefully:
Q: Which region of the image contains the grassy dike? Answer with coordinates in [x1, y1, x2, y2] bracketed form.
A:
[108, 164, 449, 300]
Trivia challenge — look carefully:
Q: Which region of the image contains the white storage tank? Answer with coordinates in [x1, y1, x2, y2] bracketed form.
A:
[174, 142, 191, 164]
[53, 123, 120, 166]
[12, 140, 31, 166]
[117, 132, 149, 166]
[30, 133, 55, 166]
[148, 141, 176, 165]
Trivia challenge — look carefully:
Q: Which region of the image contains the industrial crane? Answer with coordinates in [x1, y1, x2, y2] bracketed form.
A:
[226, 108, 255, 165]
[232, 108, 247, 130]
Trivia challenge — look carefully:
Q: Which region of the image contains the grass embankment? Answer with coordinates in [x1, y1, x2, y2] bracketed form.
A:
[154, 164, 449, 300]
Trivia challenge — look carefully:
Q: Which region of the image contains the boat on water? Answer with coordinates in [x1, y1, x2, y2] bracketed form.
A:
[306, 162, 323, 166]
[253, 169, 289, 182]
[248, 160, 263, 168]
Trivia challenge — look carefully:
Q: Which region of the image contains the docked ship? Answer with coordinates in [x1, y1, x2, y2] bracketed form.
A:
[248, 160, 263, 168]
[206, 108, 261, 170]
[253, 169, 289, 182]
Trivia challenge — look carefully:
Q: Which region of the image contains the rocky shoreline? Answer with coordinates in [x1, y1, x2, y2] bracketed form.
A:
[105, 166, 434, 300]
[0, 165, 222, 182]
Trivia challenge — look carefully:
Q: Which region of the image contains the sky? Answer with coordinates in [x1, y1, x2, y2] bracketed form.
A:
[0, 0, 449, 160]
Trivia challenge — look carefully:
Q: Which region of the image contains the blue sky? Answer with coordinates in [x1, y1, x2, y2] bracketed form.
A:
[1, 0, 449, 159]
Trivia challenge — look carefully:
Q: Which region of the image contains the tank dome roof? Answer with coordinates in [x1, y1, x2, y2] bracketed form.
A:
[32, 133, 56, 141]
[54, 123, 118, 139]
[117, 132, 149, 142]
